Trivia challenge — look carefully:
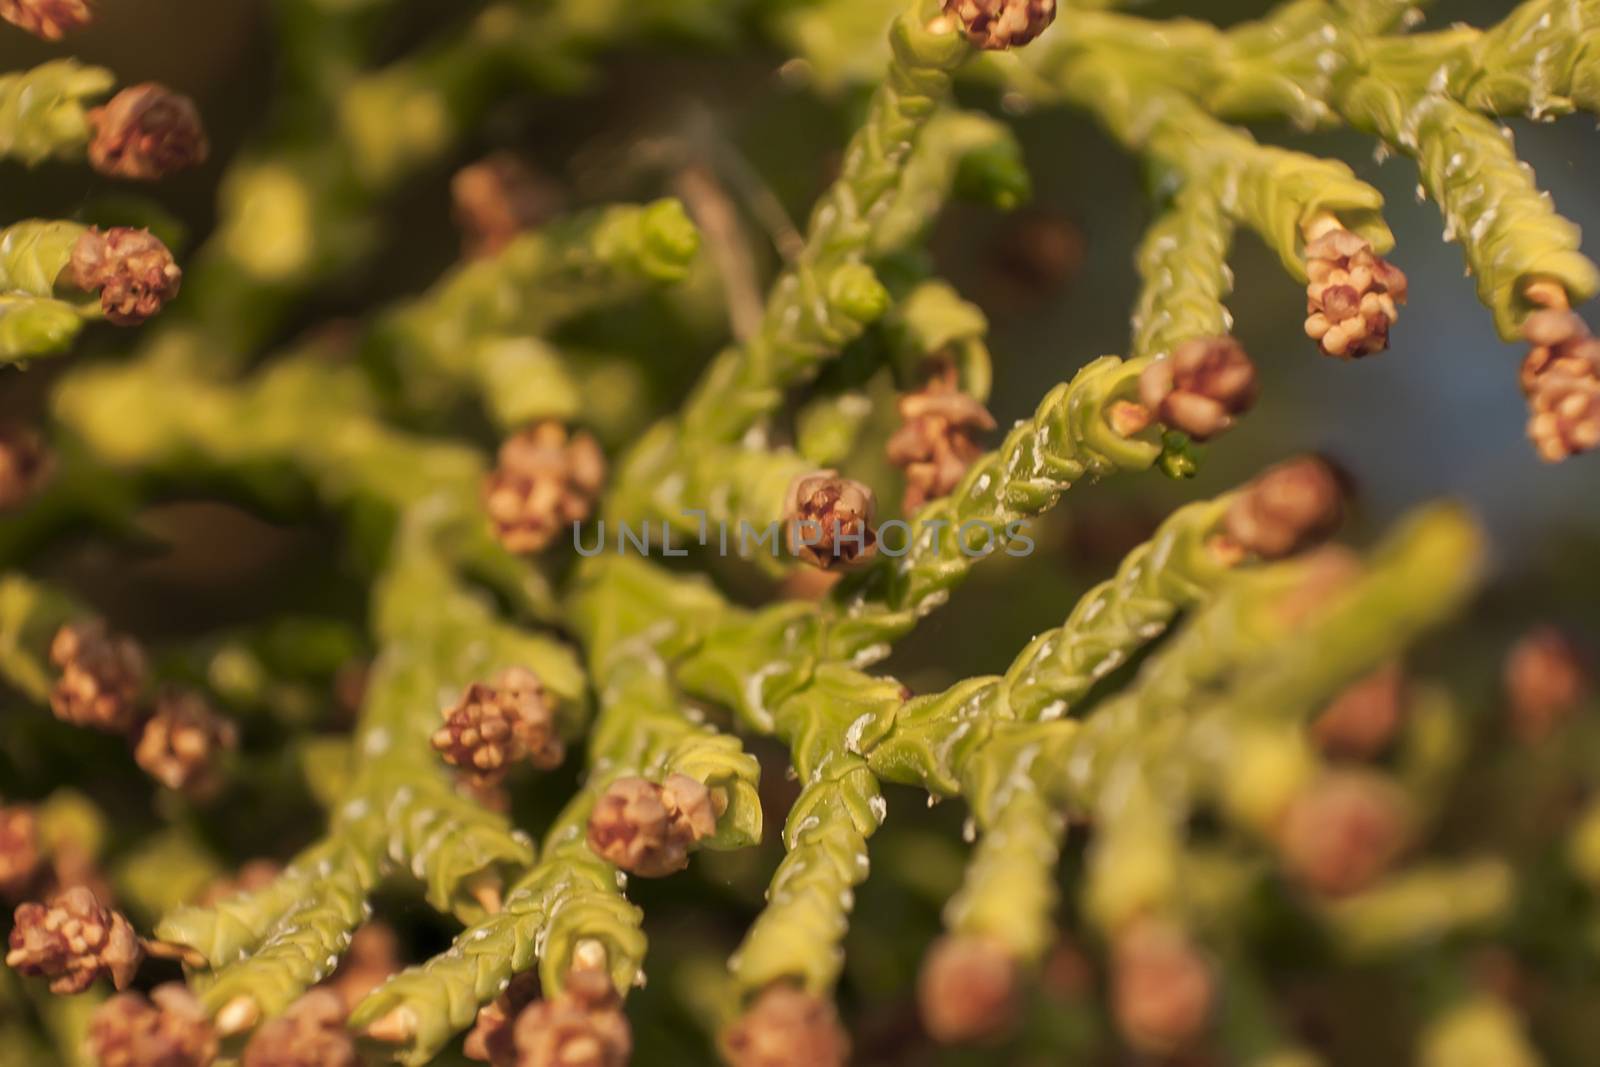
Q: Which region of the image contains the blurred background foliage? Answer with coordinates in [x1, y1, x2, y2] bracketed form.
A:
[5, 1, 1600, 1064]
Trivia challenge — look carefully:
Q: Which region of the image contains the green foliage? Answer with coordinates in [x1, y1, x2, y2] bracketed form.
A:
[3, 0, 1599, 1065]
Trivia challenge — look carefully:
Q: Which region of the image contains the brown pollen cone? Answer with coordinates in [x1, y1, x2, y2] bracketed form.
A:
[917, 934, 1021, 1044]
[783, 471, 878, 570]
[453, 154, 563, 260]
[1303, 226, 1407, 358]
[1111, 918, 1214, 1055]
[1277, 770, 1410, 897]
[1223, 457, 1343, 560]
[1137, 336, 1258, 442]
[513, 966, 631, 1067]
[88, 84, 209, 181]
[67, 228, 182, 326]
[432, 666, 564, 787]
[0, 426, 52, 511]
[88, 983, 217, 1067]
[586, 774, 717, 878]
[1311, 662, 1407, 759]
[484, 423, 606, 555]
[1519, 308, 1600, 463]
[466, 971, 540, 1065]
[887, 364, 996, 512]
[0, 0, 90, 39]
[721, 984, 850, 1067]
[942, 0, 1056, 50]
[49, 619, 147, 733]
[0, 806, 41, 901]
[6, 886, 142, 994]
[1504, 625, 1589, 743]
[242, 989, 356, 1067]
[134, 687, 239, 795]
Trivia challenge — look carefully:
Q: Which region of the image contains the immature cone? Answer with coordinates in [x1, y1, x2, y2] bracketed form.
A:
[513, 966, 631, 1067]
[242, 989, 356, 1067]
[586, 773, 716, 877]
[67, 228, 183, 326]
[917, 934, 1021, 1044]
[88, 84, 209, 181]
[134, 688, 239, 795]
[484, 422, 606, 554]
[1504, 626, 1589, 743]
[1303, 226, 1407, 359]
[887, 365, 996, 512]
[721, 985, 849, 1067]
[942, 0, 1057, 50]
[0, 427, 51, 511]
[0, 0, 91, 39]
[783, 471, 878, 570]
[0, 806, 41, 901]
[1224, 457, 1343, 560]
[465, 971, 540, 1065]
[325, 922, 401, 1010]
[1311, 662, 1407, 759]
[1277, 771, 1410, 897]
[453, 154, 562, 260]
[1111, 918, 1214, 1054]
[432, 666, 563, 786]
[49, 619, 147, 733]
[1137, 337, 1259, 442]
[6, 886, 142, 994]
[1519, 308, 1600, 463]
[88, 983, 217, 1067]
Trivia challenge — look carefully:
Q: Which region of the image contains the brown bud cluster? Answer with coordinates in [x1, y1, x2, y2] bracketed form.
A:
[0, 0, 90, 39]
[134, 688, 239, 795]
[0, 805, 41, 901]
[886, 365, 996, 513]
[1111, 918, 1214, 1054]
[514, 966, 631, 1067]
[722, 984, 850, 1067]
[49, 619, 147, 733]
[1519, 308, 1600, 463]
[465, 971, 540, 1065]
[484, 423, 606, 555]
[88, 84, 209, 181]
[1303, 227, 1408, 359]
[917, 934, 1020, 1044]
[1311, 662, 1407, 760]
[242, 989, 356, 1067]
[1223, 457, 1343, 561]
[783, 471, 878, 571]
[942, 0, 1056, 50]
[586, 774, 717, 878]
[432, 666, 564, 787]
[1277, 771, 1410, 897]
[453, 154, 562, 260]
[88, 983, 217, 1067]
[0, 426, 51, 511]
[6, 886, 142, 994]
[1504, 625, 1589, 744]
[1137, 336, 1259, 442]
[68, 227, 183, 326]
